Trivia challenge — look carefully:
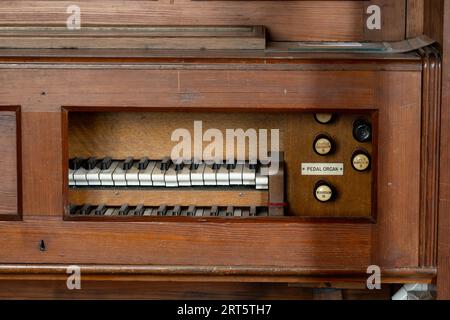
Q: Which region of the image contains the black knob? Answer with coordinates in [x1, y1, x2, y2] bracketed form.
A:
[353, 119, 372, 143]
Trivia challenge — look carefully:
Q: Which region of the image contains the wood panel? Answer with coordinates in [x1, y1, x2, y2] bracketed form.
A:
[406, 0, 424, 38]
[0, 69, 378, 113]
[0, 25, 267, 50]
[0, 1, 368, 42]
[68, 189, 268, 207]
[436, 0, 450, 301]
[0, 280, 394, 300]
[0, 108, 19, 220]
[418, 46, 441, 267]
[286, 112, 374, 218]
[0, 218, 372, 268]
[363, 0, 406, 41]
[0, 58, 425, 288]
[372, 71, 422, 268]
[21, 112, 63, 216]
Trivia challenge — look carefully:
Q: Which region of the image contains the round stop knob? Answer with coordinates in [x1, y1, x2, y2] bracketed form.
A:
[314, 113, 334, 124]
[313, 134, 334, 156]
[314, 181, 335, 202]
[351, 150, 371, 172]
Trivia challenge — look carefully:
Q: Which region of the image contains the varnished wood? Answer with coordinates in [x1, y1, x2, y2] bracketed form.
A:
[407, 0, 425, 38]
[0, 218, 372, 268]
[0, 58, 425, 284]
[363, 0, 406, 41]
[0, 280, 395, 300]
[372, 71, 422, 268]
[0, 107, 20, 220]
[68, 189, 268, 208]
[0, 1, 407, 42]
[0, 25, 266, 50]
[22, 112, 63, 216]
[0, 264, 437, 284]
[436, 0, 450, 301]
[418, 46, 441, 268]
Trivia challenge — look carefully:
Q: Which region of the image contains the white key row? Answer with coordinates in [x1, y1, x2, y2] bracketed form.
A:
[69, 159, 269, 189]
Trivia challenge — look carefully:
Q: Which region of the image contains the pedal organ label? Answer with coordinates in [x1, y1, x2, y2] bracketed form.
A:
[301, 163, 344, 176]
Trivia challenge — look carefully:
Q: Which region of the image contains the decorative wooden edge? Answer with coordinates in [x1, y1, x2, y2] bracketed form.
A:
[0, 264, 436, 284]
[0, 105, 22, 221]
[0, 25, 266, 50]
[418, 46, 442, 268]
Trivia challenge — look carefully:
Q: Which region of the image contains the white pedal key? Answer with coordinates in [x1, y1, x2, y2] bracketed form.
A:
[229, 163, 244, 185]
[112, 161, 127, 186]
[99, 161, 119, 186]
[191, 163, 206, 186]
[139, 160, 156, 186]
[73, 167, 89, 186]
[216, 164, 230, 186]
[143, 208, 154, 216]
[243, 163, 256, 185]
[234, 208, 242, 217]
[255, 167, 269, 190]
[86, 158, 101, 186]
[152, 161, 167, 186]
[125, 161, 140, 186]
[103, 208, 115, 216]
[164, 164, 178, 187]
[204, 163, 217, 186]
[195, 208, 204, 217]
[177, 163, 192, 187]
[68, 168, 75, 186]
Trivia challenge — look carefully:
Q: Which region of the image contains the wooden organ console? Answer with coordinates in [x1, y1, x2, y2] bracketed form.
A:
[0, 0, 449, 300]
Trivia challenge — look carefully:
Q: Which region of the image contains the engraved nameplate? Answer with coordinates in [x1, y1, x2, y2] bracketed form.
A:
[301, 163, 344, 176]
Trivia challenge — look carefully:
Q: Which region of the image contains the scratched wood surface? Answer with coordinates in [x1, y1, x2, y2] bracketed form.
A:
[0, 0, 406, 42]
[0, 110, 18, 218]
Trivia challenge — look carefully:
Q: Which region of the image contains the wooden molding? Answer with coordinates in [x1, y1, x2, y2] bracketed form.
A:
[418, 46, 441, 268]
[0, 264, 437, 285]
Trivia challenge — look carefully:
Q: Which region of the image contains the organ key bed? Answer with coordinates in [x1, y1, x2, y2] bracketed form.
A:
[0, 0, 448, 300]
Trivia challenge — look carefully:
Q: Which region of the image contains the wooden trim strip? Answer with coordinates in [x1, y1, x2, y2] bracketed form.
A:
[0, 265, 437, 284]
[418, 46, 441, 267]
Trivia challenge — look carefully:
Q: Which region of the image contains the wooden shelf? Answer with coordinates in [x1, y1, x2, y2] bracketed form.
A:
[0, 25, 266, 50]
[68, 188, 268, 207]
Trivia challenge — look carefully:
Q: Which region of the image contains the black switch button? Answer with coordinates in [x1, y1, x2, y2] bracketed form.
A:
[353, 119, 372, 143]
